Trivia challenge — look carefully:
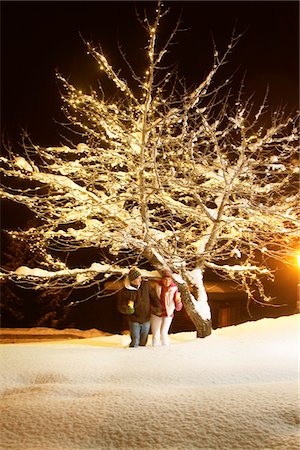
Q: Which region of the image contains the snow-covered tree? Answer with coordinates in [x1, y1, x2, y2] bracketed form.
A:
[1, 3, 299, 337]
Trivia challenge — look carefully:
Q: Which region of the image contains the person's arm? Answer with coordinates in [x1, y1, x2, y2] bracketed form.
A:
[174, 289, 183, 311]
[149, 284, 162, 316]
[117, 289, 135, 314]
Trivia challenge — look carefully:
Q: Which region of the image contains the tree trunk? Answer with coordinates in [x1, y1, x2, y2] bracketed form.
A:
[177, 282, 212, 338]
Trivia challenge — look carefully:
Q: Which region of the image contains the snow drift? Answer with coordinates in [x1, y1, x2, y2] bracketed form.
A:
[0, 314, 299, 450]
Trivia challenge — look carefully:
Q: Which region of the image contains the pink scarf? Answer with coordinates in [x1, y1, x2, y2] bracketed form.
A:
[155, 282, 178, 317]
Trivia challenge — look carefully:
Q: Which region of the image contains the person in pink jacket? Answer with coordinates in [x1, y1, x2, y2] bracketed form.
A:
[151, 268, 183, 346]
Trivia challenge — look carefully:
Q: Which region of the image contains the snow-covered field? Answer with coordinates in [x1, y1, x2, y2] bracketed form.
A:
[0, 314, 299, 450]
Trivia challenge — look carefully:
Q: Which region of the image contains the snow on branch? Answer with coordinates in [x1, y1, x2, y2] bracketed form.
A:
[0, 263, 165, 289]
[205, 261, 270, 275]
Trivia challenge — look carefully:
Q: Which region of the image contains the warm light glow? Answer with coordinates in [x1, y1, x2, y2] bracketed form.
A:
[297, 255, 300, 267]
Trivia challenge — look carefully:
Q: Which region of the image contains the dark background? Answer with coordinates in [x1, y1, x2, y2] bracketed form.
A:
[1, 1, 299, 327]
[2, 1, 299, 147]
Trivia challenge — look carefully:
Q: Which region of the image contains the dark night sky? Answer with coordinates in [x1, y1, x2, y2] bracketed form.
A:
[1, 0, 299, 148]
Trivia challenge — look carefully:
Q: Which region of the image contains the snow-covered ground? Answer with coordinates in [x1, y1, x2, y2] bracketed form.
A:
[0, 314, 299, 450]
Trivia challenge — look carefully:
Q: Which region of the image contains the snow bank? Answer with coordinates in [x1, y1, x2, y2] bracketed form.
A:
[0, 315, 299, 450]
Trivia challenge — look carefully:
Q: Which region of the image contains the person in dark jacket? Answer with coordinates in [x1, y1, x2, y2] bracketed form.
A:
[117, 266, 161, 347]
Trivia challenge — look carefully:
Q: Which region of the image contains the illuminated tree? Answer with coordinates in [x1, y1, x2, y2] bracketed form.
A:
[0, 3, 299, 337]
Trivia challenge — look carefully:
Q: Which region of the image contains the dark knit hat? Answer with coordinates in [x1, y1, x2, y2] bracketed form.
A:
[160, 268, 173, 278]
[128, 266, 142, 282]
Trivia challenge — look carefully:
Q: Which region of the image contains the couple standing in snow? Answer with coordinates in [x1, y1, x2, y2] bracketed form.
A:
[117, 266, 183, 347]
